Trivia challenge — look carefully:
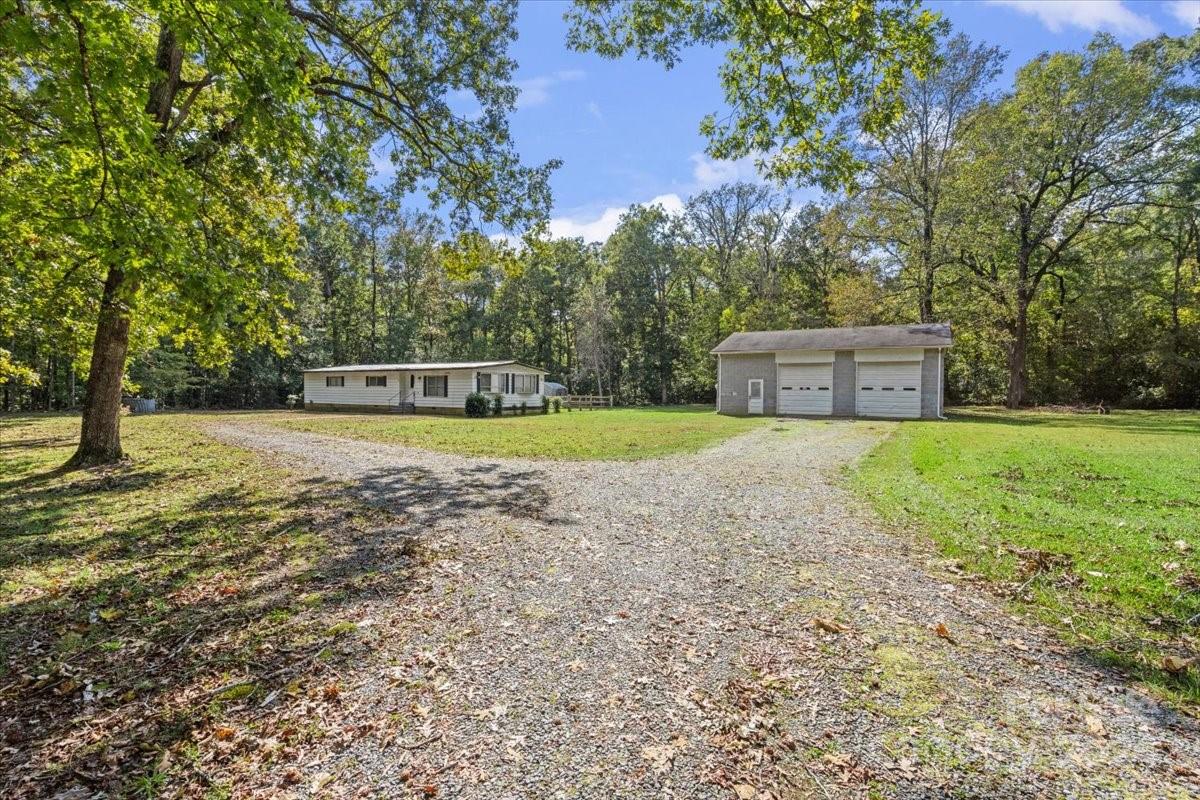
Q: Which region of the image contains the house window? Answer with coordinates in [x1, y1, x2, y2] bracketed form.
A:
[513, 374, 538, 394]
[366, 375, 387, 387]
[325, 376, 344, 387]
[423, 375, 448, 398]
[477, 373, 492, 392]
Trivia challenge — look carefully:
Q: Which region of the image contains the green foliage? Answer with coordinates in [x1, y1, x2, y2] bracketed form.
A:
[465, 391, 489, 418]
[853, 410, 1200, 704]
[519, 401, 528, 415]
[541, 395, 550, 414]
[552, 397, 562, 413]
[491, 393, 504, 417]
[0, 0, 554, 447]
[566, 0, 943, 190]
[0, 348, 39, 388]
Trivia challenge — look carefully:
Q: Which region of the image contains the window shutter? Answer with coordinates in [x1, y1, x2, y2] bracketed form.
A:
[422, 376, 427, 396]
[443, 375, 449, 398]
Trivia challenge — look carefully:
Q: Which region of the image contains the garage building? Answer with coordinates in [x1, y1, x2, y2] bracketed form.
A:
[712, 323, 952, 419]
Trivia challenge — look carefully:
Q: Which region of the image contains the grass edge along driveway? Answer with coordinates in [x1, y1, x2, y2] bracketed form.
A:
[248, 405, 771, 460]
[851, 408, 1200, 708]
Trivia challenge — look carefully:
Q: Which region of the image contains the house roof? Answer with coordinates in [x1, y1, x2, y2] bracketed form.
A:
[711, 323, 952, 354]
[303, 360, 544, 373]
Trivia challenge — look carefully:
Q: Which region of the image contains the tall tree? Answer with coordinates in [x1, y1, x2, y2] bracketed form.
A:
[571, 282, 616, 396]
[855, 34, 1004, 322]
[0, 0, 554, 465]
[605, 205, 686, 404]
[685, 181, 773, 340]
[948, 33, 1200, 408]
[566, 0, 943, 189]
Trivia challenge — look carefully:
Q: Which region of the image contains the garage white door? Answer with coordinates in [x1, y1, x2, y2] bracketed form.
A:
[857, 361, 921, 418]
[778, 364, 833, 416]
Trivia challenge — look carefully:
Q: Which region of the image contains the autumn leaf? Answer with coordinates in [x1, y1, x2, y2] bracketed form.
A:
[933, 622, 957, 644]
[810, 617, 847, 634]
[1162, 655, 1194, 674]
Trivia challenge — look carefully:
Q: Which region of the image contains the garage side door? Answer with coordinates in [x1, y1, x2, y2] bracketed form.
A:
[777, 364, 833, 416]
[856, 361, 921, 418]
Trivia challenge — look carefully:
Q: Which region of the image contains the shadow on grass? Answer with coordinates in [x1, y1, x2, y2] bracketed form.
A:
[0, 428, 557, 796]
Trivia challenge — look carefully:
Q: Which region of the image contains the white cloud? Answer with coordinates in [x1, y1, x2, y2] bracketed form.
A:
[689, 152, 762, 188]
[1166, 0, 1200, 27]
[986, 1, 1157, 36]
[546, 193, 684, 243]
[586, 100, 603, 120]
[516, 69, 586, 110]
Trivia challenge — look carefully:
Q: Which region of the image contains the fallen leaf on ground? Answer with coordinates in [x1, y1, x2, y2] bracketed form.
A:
[1084, 715, 1106, 738]
[810, 617, 847, 634]
[934, 623, 957, 644]
[733, 784, 756, 799]
[1162, 655, 1193, 674]
[641, 742, 677, 774]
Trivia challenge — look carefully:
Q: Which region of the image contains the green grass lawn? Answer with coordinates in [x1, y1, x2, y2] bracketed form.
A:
[0, 413, 396, 796]
[852, 408, 1200, 706]
[255, 405, 769, 460]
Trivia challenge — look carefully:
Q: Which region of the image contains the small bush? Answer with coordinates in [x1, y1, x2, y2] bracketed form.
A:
[552, 397, 562, 413]
[465, 391, 489, 417]
[286, 393, 301, 409]
[491, 394, 504, 416]
[541, 396, 550, 414]
[519, 401, 528, 415]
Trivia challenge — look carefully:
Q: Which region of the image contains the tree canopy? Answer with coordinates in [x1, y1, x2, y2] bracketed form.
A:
[0, 0, 555, 463]
[566, 0, 944, 189]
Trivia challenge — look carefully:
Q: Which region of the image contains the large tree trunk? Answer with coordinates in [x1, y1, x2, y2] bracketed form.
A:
[1005, 287, 1029, 410]
[919, 209, 935, 323]
[68, 267, 132, 467]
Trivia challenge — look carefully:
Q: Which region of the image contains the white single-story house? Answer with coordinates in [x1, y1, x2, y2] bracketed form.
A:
[712, 323, 952, 419]
[301, 360, 548, 414]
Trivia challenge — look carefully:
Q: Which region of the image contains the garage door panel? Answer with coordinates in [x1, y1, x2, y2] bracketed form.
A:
[857, 361, 921, 418]
[778, 364, 832, 416]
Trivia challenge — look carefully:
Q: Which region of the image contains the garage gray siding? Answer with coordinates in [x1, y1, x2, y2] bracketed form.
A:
[832, 350, 855, 416]
[718, 353, 776, 415]
[921, 348, 941, 418]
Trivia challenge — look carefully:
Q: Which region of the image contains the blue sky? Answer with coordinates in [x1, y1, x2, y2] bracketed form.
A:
[478, 1, 1199, 241]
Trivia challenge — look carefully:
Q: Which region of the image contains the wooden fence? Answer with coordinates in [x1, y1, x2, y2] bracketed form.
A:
[563, 394, 613, 410]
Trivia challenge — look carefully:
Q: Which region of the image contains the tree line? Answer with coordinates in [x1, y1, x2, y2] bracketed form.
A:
[1, 2, 1198, 466]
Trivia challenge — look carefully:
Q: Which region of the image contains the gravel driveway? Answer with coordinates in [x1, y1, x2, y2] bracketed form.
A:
[210, 419, 1199, 799]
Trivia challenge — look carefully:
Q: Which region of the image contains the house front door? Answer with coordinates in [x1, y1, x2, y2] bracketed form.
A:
[747, 379, 764, 415]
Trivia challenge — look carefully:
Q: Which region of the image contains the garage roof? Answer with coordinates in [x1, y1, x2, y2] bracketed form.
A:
[711, 323, 952, 354]
[303, 360, 543, 373]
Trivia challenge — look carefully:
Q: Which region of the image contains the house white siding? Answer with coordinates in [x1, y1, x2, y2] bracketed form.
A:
[303, 363, 547, 413]
[304, 370, 403, 407]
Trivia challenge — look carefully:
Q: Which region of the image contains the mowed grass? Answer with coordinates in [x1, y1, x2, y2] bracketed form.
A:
[258, 405, 769, 460]
[0, 414, 398, 797]
[852, 408, 1200, 705]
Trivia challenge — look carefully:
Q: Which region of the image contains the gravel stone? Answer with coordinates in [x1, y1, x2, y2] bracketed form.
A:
[209, 418, 1200, 799]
